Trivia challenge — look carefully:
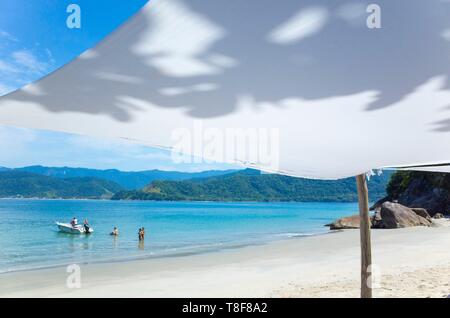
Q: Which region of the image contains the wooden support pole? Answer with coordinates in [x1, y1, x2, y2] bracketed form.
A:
[356, 174, 373, 298]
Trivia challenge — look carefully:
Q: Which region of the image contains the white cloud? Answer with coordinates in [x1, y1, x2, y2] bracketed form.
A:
[268, 7, 328, 45]
[44, 48, 55, 65]
[0, 30, 18, 42]
[0, 83, 14, 96]
[12, 50, 48, 74]
[0, 48, 53, 92]
[0, 60, 19, 74]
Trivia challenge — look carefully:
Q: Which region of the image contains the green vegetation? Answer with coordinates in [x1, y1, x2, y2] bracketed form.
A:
[12, 165, 237, 189]
[384, 170, 450, 215]
[1, 167, 393, 202]
[112, 169, 392, 202]
[386, 170, 450, 198]
[386, 171, 414, 198]
[0, 171, 123, 199]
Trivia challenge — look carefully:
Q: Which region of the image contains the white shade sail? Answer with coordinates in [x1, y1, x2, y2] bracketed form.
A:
[1, 0, 450, 179]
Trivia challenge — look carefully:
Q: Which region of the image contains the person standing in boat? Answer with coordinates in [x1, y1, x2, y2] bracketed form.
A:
[71, 217, 78, 227]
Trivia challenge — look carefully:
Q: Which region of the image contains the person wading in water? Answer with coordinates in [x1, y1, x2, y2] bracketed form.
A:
[138, 227, 145, 241]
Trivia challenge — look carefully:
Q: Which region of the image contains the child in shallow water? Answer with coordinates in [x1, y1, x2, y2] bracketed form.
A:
[110, 227, 119, 236]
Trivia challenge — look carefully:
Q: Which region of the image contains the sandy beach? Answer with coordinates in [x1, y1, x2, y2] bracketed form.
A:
[1, 220, 449, 298]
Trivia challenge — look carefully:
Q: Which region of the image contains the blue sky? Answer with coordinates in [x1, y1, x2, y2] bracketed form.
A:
[0, 0, 237, 171]
[0, 0, 149, 94]
[0, 126, 238, 171]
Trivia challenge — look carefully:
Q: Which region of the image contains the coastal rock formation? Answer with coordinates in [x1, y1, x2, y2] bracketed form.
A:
[327, 202, 432, 230]
[380, 202, 431, 228]
[433, 213, 444, 219]
[410, 208, 432, 221]
[384, 171, 450, 216]
[326, 215, 361, 230]
[369, 196, 390, 212]
[371, 211, 384, 229]
[327, 212, 384, 230]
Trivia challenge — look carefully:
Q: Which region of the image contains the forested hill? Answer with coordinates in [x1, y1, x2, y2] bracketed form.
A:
[0, 167, 393, 202]
[378, 170, 450, 215]
[6, 165, 238, 189]
[112, 169, 392, 202]
[0, 171, 123, 199]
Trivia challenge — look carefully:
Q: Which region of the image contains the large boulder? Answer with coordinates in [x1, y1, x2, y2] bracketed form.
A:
[371, 211, 384, 228]
[370, 196, 390, 212]
[433, 213, 445, 219]
[393, 174, 450, 216]
[410, 208, 432, 221]
[380, 202, 431, 228]
[326, 215, 361, 230]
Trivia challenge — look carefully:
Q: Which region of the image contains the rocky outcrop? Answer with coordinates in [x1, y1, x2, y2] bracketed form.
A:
[433, 213, 445, 219]
[371, 211, 384, 229]
[369, 196, 390, 212]
[336, 171, 450, 230]
[326, 215, 361, 230]
[326, 213, 383, 229]
[380, 202, 431, 228]
[385, 171, 450, 216]
[410, 208, 432, 221]
[327, 202, 432, 230]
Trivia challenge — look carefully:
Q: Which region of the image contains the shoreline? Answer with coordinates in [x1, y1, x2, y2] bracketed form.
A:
[1, 223, 449, 298]
[0, 230, 333, 275]
[0, 197, 363, 203]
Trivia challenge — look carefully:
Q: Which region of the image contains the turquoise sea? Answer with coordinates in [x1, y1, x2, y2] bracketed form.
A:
[0, 199, 358, 273]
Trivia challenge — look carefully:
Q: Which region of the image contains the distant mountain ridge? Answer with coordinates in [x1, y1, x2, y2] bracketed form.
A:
[112, 169, 393, 202]
[0, 166, 393, 202]
[0, 171, 123, 199]
[6, 165, 238, 189]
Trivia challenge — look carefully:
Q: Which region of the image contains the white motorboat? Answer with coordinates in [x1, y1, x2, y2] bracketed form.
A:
[56, 222, 94, 234]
